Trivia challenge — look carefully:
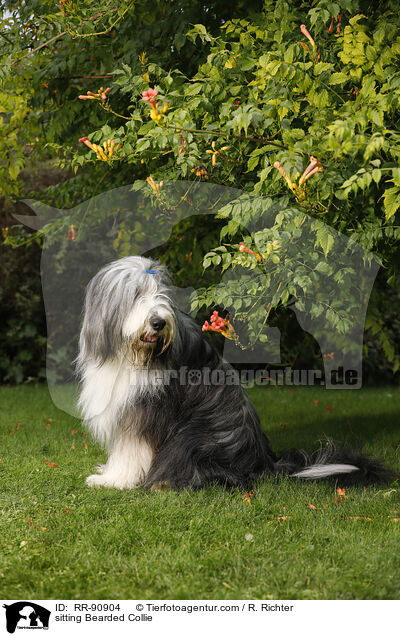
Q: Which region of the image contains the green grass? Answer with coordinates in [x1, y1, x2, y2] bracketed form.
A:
[0, 384, 399, 600]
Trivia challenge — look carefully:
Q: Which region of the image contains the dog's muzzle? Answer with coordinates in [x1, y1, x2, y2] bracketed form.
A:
[140, 334, 160, 343]
[140, 315, 168, 344]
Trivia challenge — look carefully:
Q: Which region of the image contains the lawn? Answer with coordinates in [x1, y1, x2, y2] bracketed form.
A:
[0, 384, 399, 600]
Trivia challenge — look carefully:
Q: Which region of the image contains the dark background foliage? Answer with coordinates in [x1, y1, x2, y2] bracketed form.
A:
[0, 0, 399, 384]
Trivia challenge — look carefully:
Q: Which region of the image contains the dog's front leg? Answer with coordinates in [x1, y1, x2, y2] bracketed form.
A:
[86, 432, 154, 489]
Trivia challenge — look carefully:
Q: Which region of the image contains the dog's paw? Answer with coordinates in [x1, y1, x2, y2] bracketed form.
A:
[86, 474, 109, 488]
[150, 481, 171, 492]
[86, 473, 140, 489]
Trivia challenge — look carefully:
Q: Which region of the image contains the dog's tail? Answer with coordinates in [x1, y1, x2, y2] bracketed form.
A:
[274, 440, 398, 485]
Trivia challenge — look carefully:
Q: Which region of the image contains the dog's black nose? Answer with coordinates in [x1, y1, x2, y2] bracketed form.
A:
[150, 316, 166, 331]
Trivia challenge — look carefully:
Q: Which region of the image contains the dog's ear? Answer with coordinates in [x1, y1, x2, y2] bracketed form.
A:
[78, 307, 115, 364]
[77, 274, 123, 365]
[177, 312, 219, 367]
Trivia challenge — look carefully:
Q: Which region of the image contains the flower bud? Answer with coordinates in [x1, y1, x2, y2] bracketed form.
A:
[300, 24, 316, 48]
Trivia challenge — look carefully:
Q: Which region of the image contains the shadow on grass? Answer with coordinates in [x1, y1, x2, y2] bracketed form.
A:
[248, 387, 400, 469]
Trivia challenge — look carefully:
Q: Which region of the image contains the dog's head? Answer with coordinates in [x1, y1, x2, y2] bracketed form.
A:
[77, 256, 176, 367]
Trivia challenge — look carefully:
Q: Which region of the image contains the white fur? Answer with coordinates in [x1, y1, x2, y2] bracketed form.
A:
[78, 357, 131, 441]
[78, 257, 177, 489]
[292, 463, 359, 479]
[122, 291, 174, 340]
[79, 356, 161, 488]
[123, 295, 157, 338]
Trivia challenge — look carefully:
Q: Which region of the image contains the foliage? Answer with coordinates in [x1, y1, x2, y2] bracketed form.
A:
[0, 239, 46, 383]
[0, 0, 261, 198]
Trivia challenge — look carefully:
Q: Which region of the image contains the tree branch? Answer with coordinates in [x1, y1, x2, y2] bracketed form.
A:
[14, 31, 67, 64]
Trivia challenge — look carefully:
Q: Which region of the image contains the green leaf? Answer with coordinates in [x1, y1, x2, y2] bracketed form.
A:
[9, 159, 23, 180]
[313, 62, 334, 75]
[383, 187, 400, 221]
[315, 261, 332, 275]
[392, 168, 400, 187]
[136, 138, 150, 152]
[316, 226, 335, 257]
[247, 154, 260, 171]
[329, 72, 348, 85]
[372, 169, 382, 184]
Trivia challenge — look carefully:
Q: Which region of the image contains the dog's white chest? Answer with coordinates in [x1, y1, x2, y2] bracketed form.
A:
[79, 358, 162, 440]
[79, 359, 130, 418]
[79, 358, 156, 488]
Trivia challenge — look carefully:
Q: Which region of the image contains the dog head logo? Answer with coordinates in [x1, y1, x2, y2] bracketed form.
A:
[15, 181, 379, 416]
[3, 602, 50, 633]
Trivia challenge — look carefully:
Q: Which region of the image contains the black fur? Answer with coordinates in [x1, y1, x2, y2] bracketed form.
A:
[141, 310, 397, 490]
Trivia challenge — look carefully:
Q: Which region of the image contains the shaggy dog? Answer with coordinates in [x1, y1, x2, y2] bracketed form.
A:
[76, 256, 396, 490]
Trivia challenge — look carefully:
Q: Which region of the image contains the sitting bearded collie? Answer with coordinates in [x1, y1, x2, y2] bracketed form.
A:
[76, 256, 397, 490]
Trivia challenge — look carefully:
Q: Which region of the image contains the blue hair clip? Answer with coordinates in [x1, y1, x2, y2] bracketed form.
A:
[143, 269, 156, 274]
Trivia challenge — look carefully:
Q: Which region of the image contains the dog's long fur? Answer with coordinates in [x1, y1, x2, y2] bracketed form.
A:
[76, 256, 397, 490]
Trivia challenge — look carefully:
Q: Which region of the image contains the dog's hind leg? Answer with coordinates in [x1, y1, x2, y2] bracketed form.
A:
[143, 453, 244, 490]
[142, 428, 273, 490]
